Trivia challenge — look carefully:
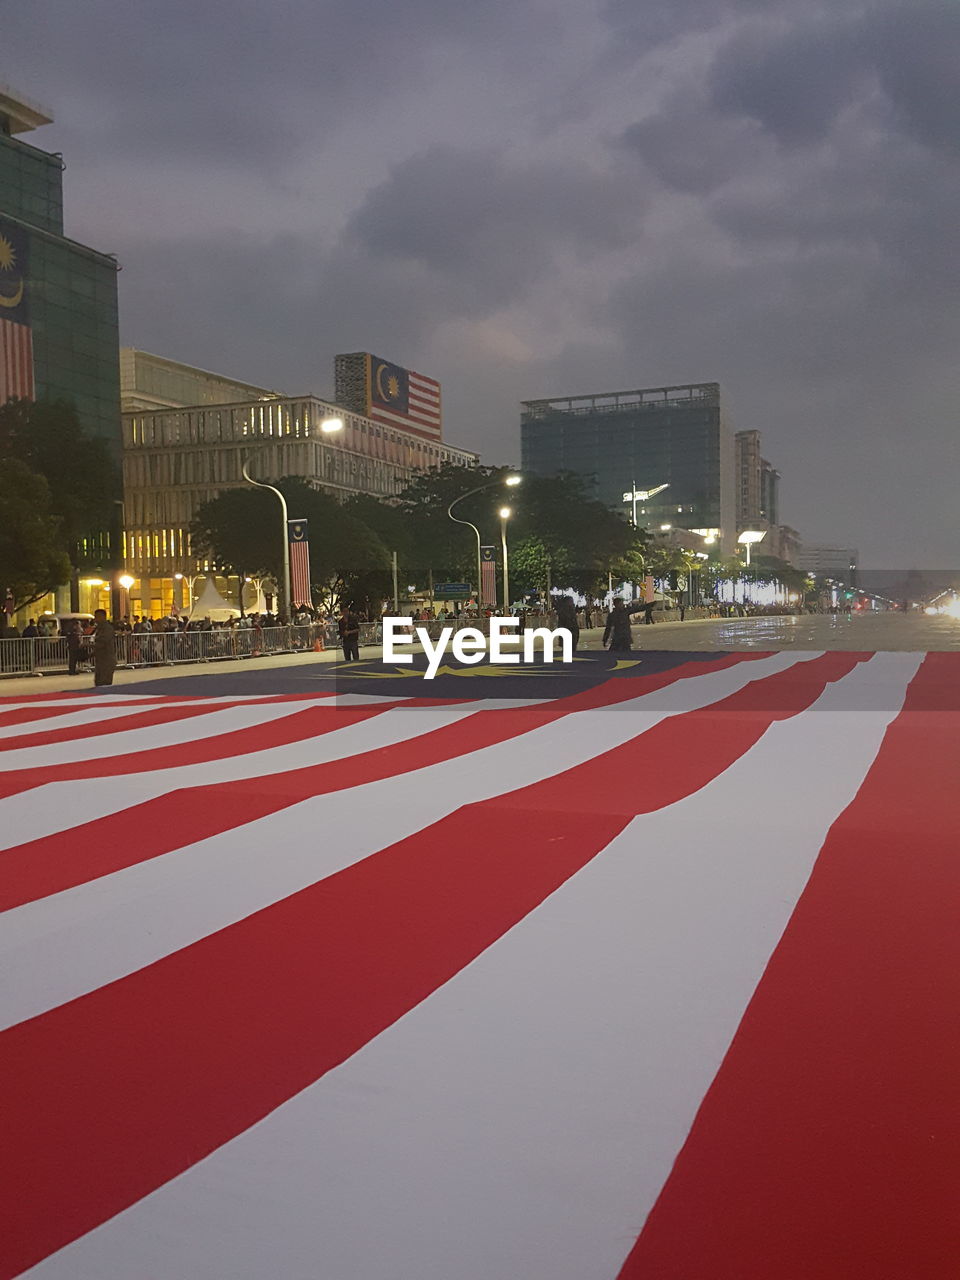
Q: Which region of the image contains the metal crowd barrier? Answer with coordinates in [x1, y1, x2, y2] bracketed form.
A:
[0, 622, 380, 677]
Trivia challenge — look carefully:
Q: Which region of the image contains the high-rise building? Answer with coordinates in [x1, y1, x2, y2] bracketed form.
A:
[521, 381, 737, 554]
[735, 430, 762, 528]
[760, 458, 780, 527]
[0, 85, 120, 452]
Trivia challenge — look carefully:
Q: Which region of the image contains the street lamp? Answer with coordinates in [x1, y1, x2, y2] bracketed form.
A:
[241, 459, 292, 621]
[737, 529, 766, 567]
[499, 506, 512, 613]
[447, 474, 521, 608]
[622, 482, 669, 528]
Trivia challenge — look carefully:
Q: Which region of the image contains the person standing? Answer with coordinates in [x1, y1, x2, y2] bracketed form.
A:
[554, 595, 580, 653]
[603, 599, 634, 653]
[66, 620, 83, 675]
[92, 608, 116, 687]
[338, 603, 361, 662]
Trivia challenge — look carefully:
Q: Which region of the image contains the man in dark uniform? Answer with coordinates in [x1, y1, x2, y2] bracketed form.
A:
[603, 599, 635, 652]
[338, 604, 361, 662]
[92, 609, 116, 687]
[554, 595, 580, 653]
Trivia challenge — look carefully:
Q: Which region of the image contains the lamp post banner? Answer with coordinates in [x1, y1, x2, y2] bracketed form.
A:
[287, 519, 312, 610]
[480, 546, 497, 606]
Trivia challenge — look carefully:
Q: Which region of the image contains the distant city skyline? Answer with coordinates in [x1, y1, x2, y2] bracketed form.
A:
[3, 0, 958, 567]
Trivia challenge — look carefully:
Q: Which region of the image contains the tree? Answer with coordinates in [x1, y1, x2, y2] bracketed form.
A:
[0, 398, 121, 570]
[189, 488, 283, 611]
[189, 479, 391, 616]
[0, 459, 72, 617]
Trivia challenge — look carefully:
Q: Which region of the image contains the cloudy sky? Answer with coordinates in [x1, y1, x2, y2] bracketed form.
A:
[5, 0, 958, 566]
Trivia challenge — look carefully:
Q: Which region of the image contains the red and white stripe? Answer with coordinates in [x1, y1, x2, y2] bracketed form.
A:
[2, 651, 957, 1280]
[289, 536, 311, 607]
[0, 318, 34, 404]
[369, 368, 442, 439]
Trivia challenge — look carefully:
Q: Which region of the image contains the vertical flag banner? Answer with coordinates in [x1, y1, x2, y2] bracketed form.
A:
[0, 219, 34, 404]
[480, 546, 497, 606]
[287, 519, 312, 609]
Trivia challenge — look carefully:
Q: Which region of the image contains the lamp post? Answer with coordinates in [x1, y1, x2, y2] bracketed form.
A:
[737, 529, 766, 568]
[242, 418, 342, 621]
[499, 506, 512, 613]
[622, 482, 669, 528]
[447, 473, 521, 608]
[242, 460, 290, 620]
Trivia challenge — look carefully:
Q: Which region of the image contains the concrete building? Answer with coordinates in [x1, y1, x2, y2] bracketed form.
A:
[522, 382, 737, 554]
[735, 430, 762, 528]
[760, 458, 780, 527]
[120, 347, 281, 412]
[798, 544, 859, 586]
[120, 353, 478, 617]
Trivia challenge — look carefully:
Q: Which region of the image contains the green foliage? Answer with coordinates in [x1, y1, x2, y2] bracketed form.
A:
[0, 459, 72, 610]
[0, 398, 121, 569]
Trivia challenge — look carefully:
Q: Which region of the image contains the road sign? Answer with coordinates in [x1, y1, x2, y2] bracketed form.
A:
[435, 583, 471, 598]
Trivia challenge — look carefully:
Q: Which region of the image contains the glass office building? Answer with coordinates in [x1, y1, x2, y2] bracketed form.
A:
[0, 86, 121, 453]
[521, 382, 737, 554]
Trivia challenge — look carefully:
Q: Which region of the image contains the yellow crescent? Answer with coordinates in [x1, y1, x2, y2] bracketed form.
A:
[375, 362, 390, 401]
[0, 278, 24, 309]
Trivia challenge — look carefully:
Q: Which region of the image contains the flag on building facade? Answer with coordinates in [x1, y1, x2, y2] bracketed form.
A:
[0, 219, 35, 405]
[480, 545, 497, 605]
[367, 353, 441, 439]
[0, 650, 957, 1279]
[287, 518, 312, 609]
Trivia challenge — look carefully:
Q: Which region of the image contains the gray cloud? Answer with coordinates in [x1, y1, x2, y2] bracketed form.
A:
[3, 0, 959, 564]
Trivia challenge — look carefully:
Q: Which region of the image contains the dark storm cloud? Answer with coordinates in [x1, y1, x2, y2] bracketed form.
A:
[346, 146, 646, 311]
[3, 0, 959, 563]
[3, 0, 551, 164]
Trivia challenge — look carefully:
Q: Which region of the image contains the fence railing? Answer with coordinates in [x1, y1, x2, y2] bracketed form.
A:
[0, 622, 379, 678]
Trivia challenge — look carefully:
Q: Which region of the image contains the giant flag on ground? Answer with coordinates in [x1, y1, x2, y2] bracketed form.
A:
[0, 650, 957, 1278]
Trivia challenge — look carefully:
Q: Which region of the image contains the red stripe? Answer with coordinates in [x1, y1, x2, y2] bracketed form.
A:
[0, 652, 853, 1278]
[0, 657, 764, 909]
[618, 652, 960, 1280]
[0, 700, 408, 800]
[0, 698, 291, 752]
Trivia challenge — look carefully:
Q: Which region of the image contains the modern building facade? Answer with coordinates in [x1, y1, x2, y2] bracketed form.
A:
[120, 347, 281, 412]
[734, 430, 762, 528]
[521, 382, 737, 554]
[0, 85, 121, 453]
[120, 353, 478, 616]
[797, 544, 859, 586]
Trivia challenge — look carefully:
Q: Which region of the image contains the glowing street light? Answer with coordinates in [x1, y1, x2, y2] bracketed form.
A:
[447, 473, 522, 608]
[499, 506, 513, 612]
[622, 482, 669, 528]
[738, 529, 767, 567]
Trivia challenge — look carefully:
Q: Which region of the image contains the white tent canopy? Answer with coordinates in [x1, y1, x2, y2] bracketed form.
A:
[188, 577, 240, 622]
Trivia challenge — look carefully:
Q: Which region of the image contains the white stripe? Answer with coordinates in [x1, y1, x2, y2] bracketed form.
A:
[0, 694, 421, 849]
[0, 698, 329, 772]
[408, 373, 440, 395]
[24, 653, 919, 1280]
[0, 697, 312, 742]
[0, 654, 815, 1031]
[370, 406, 441, 434]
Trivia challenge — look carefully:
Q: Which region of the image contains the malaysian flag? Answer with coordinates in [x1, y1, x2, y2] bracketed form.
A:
[368, 354, 442, 439]
[480, 544, 497, 605]
[0, 650, 957, 1278]
[0, 220, 35, 405]
[288, 518, 312, 609]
